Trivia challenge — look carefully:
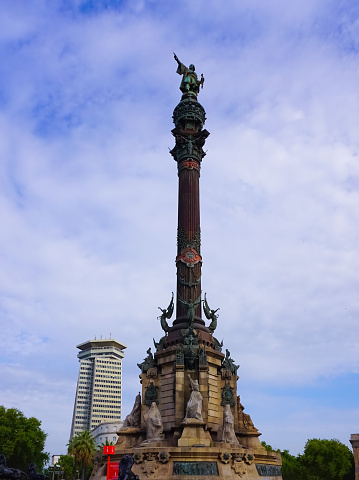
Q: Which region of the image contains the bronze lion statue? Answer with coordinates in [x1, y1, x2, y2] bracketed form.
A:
[0, 455, 27, 480]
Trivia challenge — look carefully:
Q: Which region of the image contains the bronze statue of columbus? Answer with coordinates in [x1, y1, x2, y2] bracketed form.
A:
[174, 53, 204, 96]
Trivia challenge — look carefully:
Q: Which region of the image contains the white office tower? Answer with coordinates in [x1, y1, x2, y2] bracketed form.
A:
[70, 338, 126, 438]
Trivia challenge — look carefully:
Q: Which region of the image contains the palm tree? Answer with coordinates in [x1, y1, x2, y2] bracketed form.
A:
[68, 431, 96, 480]
[98, 438, 114, 452]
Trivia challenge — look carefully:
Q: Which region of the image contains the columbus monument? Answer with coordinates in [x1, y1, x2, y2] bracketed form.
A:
[108, 55, 283, 480]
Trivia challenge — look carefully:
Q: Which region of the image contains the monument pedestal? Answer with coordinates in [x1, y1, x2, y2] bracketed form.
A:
[111, 444, 282, 480]
[116, 428, 144, 448]
[108, 344, 282, 480]
[178, 420, 212, 447]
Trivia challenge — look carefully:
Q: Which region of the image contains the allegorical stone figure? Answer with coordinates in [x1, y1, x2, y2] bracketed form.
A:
[222, 404, 239, 445]
[121, 392, 141, 428]
[144, 402, 163, 441]
[237, 395, 257, 431]
[184, 374, 203, 422]
[174, 53, 204, 96]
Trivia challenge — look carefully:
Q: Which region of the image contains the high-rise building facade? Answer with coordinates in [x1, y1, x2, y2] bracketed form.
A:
[70, 338, 126, 438]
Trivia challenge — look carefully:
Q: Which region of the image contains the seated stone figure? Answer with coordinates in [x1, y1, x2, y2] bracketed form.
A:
[222, 404, 239, 445]
[121, 393, 141, 429]
[237, 395, 258, 432]
[144, 402, 163, 442]
[184, 374, 203, 422]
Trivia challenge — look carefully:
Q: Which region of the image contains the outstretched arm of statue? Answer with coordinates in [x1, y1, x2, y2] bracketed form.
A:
[174, 53, 187, 76]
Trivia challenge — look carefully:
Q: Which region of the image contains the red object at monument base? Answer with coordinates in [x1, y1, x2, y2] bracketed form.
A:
[103, 446, 115, 455]
[107, 462, 118, 480]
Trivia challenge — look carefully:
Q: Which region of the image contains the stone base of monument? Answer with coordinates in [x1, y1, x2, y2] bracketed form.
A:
[178, 419, 212, 447]
[116, 428, 145, 448]
[139, 436, 166, 448]
[106, 342, 283, 479]
[108, 342, 283, 479]
[112, 442, 282, 480]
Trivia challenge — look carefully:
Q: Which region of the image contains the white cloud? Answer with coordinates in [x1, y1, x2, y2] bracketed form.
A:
[0, 0, 358, 457]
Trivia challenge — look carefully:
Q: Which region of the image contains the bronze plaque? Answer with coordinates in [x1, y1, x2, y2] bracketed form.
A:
[173, 461, 218, 476]
[256, 464, 282, 476]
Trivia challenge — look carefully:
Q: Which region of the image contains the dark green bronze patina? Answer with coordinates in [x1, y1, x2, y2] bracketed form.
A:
[175, 347, 184, 366]
[213, 337, 223, 352]
[144, 381, 158, 407]
[173, 462, 218, 476]
[222, 349, 239, 375]
[178, 294, 202, 326]
[153, 336, 166, 352]
[174, 53, 204, 98]
[203, 293, 219, 333]
[198, 346, 207, 366]
[158, 293, 174, 333]
[221, 382, 235, 407]
[137, 348, 155, 373]
[256, 465, 282, 476]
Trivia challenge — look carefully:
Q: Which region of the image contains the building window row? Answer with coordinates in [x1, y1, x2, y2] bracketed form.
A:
[91, 415, 121, 419]
[96, 360, 121, 364]
[94, 380, 120, 385]
[95, 365, 121, 370]
[93, 388, 121, 392]
[91, 399, 121, 404]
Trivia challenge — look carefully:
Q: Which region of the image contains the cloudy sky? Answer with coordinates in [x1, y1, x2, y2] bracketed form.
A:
[1, 0, 358, 459]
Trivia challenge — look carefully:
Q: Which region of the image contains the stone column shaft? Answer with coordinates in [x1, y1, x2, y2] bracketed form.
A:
[176, 166, 202, 321]
[168, 96, 209, 336]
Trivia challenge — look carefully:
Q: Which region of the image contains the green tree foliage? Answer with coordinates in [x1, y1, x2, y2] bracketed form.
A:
[58, 455, 74, 480]
[281, 449, 306, 480]
[68, 431, 96, 480]
[262, 438, 354, 480]
[301, 438, 354, 480]
[261, 441, 274, 452]
[0, 406, 49, 472]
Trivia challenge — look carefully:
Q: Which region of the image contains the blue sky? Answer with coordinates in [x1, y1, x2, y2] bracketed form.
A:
[0, 0, 358, 458]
